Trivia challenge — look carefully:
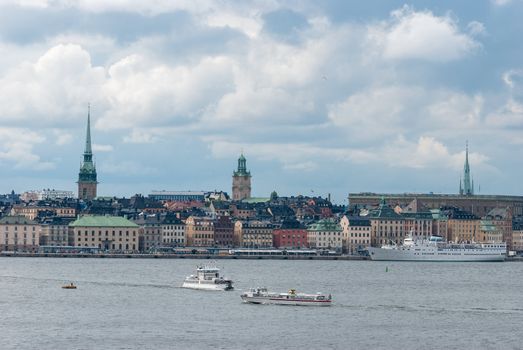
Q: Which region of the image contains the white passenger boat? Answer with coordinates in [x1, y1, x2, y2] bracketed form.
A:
[366, 235, 506, 262]
[241, 288, 332, 306]
[181, 265, 233, 291]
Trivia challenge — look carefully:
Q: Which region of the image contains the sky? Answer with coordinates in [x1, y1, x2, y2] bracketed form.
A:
[0, 0, 522, 204]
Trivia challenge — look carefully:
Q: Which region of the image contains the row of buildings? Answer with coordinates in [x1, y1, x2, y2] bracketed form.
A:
[1, 194, 523, 254]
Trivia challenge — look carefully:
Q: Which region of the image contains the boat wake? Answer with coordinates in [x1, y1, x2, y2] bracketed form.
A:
[0, 274, 178, 289]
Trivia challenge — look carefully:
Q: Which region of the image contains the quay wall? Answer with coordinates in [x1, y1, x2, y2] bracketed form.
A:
[0, 252, 367, 261]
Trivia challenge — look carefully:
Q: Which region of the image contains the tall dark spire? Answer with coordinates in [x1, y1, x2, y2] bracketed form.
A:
[462, 141, 473, 195]
[85, 103, 92, 155]
[78, 104, 97, 191]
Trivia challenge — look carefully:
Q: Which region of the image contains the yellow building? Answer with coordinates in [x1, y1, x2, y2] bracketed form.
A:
[185, 216, 215, 247]
[70, 215, 139, 252]
[234, 220, 273, 248]
[307, 219, 343, 251]
[0, 216, 40, 252]
[478, 220, 503, 243]
[340, 215, 371, 254]
[367, 199, 405, 246]
[511, 221, 523, 252]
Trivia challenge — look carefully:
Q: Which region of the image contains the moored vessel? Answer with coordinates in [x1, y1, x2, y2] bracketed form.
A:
[241, 288, 332, 306]
[182, 265, 233, 291]
[367, 235, 506, 262]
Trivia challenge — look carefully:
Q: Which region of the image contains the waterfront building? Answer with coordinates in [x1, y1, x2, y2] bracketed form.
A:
[185, 216, 215, 247]
[213, 216, 234, 247]
[0, 216, 40, 252]
[161, 214, 185, 247]
[402, 212, 433, 238]
[234, 220, 273, 248]
[70, 215, 139, 251]
[232, 153, 251, 201]
[272, 218, 308, 249]
[366, 198, 405, 247]
[307, 218, 343, 251]
[134, 214, 163, 252]
[340, 215, 371, 254]
[441, 207, 480, 243]
[77, 106, 98, 201]
[484, 207, 513, 250]
[39, 217, 75, 246]
[512, 220, 523, 253]
[430, 209, 450, 240]
[479, 220, 503, 243]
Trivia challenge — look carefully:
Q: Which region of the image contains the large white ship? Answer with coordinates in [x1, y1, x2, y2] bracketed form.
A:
[366, 235, 506, 262]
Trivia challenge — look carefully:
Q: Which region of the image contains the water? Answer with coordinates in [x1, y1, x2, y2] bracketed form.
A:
[1, 258, 522, 350]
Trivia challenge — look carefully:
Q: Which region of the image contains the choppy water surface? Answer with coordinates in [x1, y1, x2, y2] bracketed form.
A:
[1, 258, 522, 350]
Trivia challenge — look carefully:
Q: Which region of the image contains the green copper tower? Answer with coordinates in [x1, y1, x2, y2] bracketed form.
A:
[232, 153, 251, 201]
[77, 104, 98, 200]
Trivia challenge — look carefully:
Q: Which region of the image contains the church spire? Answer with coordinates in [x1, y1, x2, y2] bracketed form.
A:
[85, 103, 92, 155]
[462, 141, 473, 196]
[78, 104, 98, 201]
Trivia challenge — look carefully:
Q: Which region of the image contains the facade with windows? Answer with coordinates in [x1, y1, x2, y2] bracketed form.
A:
[234, 220, 273, 248]
[0, 216, 40, 252]
[39, 217, 75, 246]
[340, 216, 371, 254]
[273, 219, 308, 249]
[70, 215, 139, 252]
[185, 216, 215, 247]
[307, 219, 343, 251]
[161, 215, 185, 247]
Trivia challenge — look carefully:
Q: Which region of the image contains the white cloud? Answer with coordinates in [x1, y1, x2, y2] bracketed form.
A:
[0, 128, 54, 170]
[92, 144, 114, 152]
[371, 5, 481, 62]
[0, 44, 105, 125]
[381, 136, 488, 170]
[487, 70, 523, 127]
[328, 86, 483, 142]
[98, 54, 235, 130]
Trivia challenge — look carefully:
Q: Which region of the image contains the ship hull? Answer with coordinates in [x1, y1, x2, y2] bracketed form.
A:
[241, 295, 331, 306]
[181, 280, 233, 291]
[367, 247, 506, 262]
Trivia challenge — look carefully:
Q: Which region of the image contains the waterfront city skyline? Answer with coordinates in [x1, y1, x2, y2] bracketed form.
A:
[0, 1, 522, 203]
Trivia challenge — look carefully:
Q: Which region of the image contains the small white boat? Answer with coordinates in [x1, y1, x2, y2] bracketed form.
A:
[181, 265, 233, 291]
[241, 288, 332, 306]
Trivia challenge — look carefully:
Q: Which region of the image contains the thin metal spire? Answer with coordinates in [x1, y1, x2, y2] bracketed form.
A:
[85, 103, 92, 155]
